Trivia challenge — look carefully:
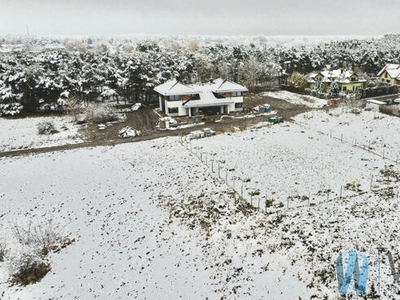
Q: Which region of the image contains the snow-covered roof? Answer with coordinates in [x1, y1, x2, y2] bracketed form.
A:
[377, 64, 400, 78]
[154, 79, 200, 96]
[154, 78, 248, 96]
[210, 78, 248, 93]
[307, 69, 365, 83]
[183, 91, 235, 108]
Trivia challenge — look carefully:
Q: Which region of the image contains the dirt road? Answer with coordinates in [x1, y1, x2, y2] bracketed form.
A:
[0, 93, 314, 158]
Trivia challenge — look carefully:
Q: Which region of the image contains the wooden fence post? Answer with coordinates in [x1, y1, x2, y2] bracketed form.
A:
[370, 175, 373, 191]
[211, 160, 214, 172]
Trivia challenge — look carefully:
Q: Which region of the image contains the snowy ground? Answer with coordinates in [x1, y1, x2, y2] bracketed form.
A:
[294, 106, 400, 163]
[1, 107, 399, 299]
[263, 90, 327, 108]
[0, 137, 312, 300]
[0, 116, 84, 152]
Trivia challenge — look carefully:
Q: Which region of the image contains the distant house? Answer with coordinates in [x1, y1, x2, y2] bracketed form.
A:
[154, 79, 248, 117]
[307, 69, 366, 93]
[377, 64, 400, 85]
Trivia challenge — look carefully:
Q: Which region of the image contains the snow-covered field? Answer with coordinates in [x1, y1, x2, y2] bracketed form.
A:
[1, 107, 400, 299]
[264, 90, 327, 108]
[0, 137, 311, 300]
[0, 116, 83, 152]
[294, 107, 400, 162]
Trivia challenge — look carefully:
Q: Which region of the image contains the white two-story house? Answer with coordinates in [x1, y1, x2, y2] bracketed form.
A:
[154, 78, 248, 117]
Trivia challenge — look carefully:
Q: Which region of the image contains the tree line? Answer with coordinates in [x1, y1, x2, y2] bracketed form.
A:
[1, 35, 400, 115]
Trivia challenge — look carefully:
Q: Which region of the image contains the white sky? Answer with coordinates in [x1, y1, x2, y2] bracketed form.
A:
[0, 0, 399, 36]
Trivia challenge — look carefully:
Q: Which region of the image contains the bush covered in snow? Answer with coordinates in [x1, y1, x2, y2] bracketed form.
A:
[37, 120, 57, 135]
[85, 105, 119, 124]
[7, 246, 50, 286]
[0, 103, 23, 116]
[4, 219, 69, 285]
[12, 219, 61, 253]
[0, 239, 7, 262]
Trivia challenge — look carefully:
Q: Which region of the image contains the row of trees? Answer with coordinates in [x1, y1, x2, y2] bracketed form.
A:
[1, 35, 400, 115]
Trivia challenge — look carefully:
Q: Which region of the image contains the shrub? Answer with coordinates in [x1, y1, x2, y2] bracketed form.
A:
[310, 89, 317, 97]
[287, 72, 308, 90]
[0, 238, 7, 262]
[37, 120, 57, 135]
[0, 103, 23, 116]
[12, 218, 61, 254]
[7, 246, 50, 286]
[85, 105, 119, 124]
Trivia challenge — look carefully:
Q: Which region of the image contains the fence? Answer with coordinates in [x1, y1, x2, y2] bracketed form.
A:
[178, 132, 399, 216]
[294, 120, 400, 165]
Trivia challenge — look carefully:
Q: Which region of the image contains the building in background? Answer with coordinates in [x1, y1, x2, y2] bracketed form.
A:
[378, 64, 400, 85]
[307, 69, 366, 92]
[154, 79, 247, 117]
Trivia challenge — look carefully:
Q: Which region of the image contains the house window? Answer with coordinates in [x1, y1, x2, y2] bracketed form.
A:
[235, 102, 243, 108]
[385, 72, 388, 78]
[342, 86, 347, 91]
[387, 80, 390, 83]
[232, 91, 242, 97]
[168, 95, 181, 101]
[168, 107, 178, 114]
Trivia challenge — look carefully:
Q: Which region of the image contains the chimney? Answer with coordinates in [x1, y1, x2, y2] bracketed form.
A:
[210, 78, 215, 84]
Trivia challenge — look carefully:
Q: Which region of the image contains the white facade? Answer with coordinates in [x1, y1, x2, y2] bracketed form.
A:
[154, 79, 247, 117]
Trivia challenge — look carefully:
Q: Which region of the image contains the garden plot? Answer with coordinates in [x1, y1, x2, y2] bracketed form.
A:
[0, 116, 83, 152]
[0, 137, 311, 300]
[189, 112, 399, 211]
[294, 107, 400, 162]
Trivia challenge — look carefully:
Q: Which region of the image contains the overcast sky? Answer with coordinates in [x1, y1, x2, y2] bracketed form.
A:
[1, 0, 399, 36]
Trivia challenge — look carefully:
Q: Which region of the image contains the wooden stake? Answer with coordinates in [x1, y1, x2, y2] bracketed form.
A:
[370, 175, 373, 191]
[225, 170, 228, 184]
[258, 198, 260, 209]
[241, 184, 243, 199]
[340, 185, 342, 199]
[218, 163, 221, 178]
[211, 160, 214, 172]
